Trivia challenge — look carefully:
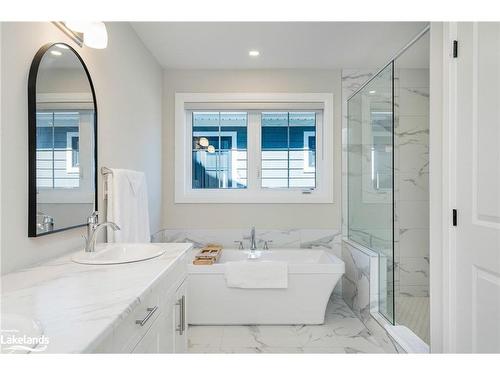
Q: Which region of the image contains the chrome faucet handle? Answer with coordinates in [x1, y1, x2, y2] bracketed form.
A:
[87, 211, 100, 224]
[263, 240, 273, 250]
[234, 240, 244, 250]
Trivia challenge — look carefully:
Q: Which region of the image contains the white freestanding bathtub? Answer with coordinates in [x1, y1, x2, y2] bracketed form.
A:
[188, 249, 345, 325]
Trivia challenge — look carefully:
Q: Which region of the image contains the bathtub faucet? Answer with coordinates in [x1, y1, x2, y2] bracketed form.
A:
[250, 226, 257, 251]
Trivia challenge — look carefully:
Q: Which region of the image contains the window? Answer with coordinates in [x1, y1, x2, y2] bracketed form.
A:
[192, 112, 247, 189]
[36, 111, 81, 189]
[175, 93, 334, 203]
[261, 112, 316, 189]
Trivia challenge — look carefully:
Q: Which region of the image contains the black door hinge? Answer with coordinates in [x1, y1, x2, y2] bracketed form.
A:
[452, 40, 458, 58]
[452, 209, 458, 226]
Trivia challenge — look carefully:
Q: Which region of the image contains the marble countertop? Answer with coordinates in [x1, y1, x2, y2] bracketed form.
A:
[1, 243, 192, 353]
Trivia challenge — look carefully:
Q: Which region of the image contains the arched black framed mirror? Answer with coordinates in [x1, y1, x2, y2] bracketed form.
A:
[28, 43, 98, 237]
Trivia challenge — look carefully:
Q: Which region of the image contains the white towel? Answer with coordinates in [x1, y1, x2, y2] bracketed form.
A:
[106, 168, 151, 243]
[224, 261, 288, 289]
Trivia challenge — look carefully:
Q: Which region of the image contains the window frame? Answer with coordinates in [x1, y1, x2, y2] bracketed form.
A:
[175, 93, 334, 203]
[192, 129, 244, 189]
[302, 130, 317, 174]
[66, 131, 80, 174]
[36, 109, 94, 204]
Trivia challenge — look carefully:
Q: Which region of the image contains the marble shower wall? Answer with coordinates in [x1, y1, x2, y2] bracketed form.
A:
[393, 68, 430, 298]
[341, 67, 430, 317]
[341, 69, 377, 237]
[341, 69, 379, 318]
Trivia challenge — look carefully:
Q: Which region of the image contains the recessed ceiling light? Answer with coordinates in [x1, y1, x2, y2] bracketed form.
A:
[50, 50, 62, 56]
[369, 90, 376, 94]
[248, 50, 260, 57]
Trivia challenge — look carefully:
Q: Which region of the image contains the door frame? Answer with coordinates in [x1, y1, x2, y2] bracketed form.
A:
[429, 21, 459, 353]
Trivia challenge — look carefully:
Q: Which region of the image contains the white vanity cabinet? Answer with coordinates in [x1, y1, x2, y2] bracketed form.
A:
[1, 243, 193, 353]
[174, 281, 188, 352]
[132, 310, 173, 353]
[94, 254, 189, 354]
[133, 279, 188, 353]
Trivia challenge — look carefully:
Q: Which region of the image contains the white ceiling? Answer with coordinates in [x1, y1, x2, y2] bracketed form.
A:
[131, 22, 429, 70]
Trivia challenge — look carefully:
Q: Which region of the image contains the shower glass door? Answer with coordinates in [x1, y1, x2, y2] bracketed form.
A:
[347, 63, 395, 323]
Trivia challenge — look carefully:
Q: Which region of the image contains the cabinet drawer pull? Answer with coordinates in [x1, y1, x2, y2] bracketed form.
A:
[135, 306, 158, 326]
[176, 295, 186, 335]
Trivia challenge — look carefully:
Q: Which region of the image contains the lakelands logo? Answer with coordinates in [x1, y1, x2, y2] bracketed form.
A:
[0, 329, 50, 353]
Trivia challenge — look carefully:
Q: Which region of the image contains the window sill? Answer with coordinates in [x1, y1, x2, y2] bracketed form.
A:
[175, 188, 333, 204]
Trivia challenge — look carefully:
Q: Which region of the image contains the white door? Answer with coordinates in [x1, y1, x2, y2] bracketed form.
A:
[455, 22, 500, 353]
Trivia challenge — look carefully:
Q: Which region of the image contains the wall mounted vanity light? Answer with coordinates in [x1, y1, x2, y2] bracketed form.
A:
[52, 21, 108, 49]
[82, 22, 108, 49]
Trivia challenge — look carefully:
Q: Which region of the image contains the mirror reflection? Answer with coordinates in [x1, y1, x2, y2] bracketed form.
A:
[33, 43, 96, 235]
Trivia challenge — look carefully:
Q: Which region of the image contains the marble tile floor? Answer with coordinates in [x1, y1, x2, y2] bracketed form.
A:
[188, 297, 398, 354]
[396, 296, 430, 345]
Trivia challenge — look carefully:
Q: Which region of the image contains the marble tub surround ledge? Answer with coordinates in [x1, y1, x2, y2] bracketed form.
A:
[152, 228, 342, 257]
[341, 239, 378, 322]
[340, 240, 401, 352]
[1, 243, 192, 353]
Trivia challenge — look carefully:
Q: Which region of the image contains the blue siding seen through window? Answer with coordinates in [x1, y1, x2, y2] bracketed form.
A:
[261, 112, 316, 188]
[36, 112, 80, 189]
[192, 112, 248, 189]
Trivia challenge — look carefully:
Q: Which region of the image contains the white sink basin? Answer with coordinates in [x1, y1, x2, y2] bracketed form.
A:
[72, 244, 166, 265]
[1, 314, 45, 353]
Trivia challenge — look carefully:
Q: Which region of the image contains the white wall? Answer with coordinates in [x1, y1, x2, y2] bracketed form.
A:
[162, 69, 342, 230]
[0, 22, 163, 274]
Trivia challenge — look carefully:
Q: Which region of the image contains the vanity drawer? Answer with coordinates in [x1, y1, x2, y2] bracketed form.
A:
[113, 288, 162, 353]
[96, 253, 189, 353]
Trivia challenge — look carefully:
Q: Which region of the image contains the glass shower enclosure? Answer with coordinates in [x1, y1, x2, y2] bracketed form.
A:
[347, 63, 395, 322]
[346, 27, 430, 343]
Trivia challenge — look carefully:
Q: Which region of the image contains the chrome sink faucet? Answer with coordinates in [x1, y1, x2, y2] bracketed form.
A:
[250, 226, 257, 251]
[84, 211, 120, 252]
[87, 211, 99, 241]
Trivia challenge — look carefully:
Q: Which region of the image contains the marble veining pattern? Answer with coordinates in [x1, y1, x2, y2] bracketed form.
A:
[153, 228, 342, 256]
[188, 296, 397, 354]
[394, 68, 430, 322]
[342, 67, 430, 344]
[1, 243, 192, 353]
[341, 240, 379, 323]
